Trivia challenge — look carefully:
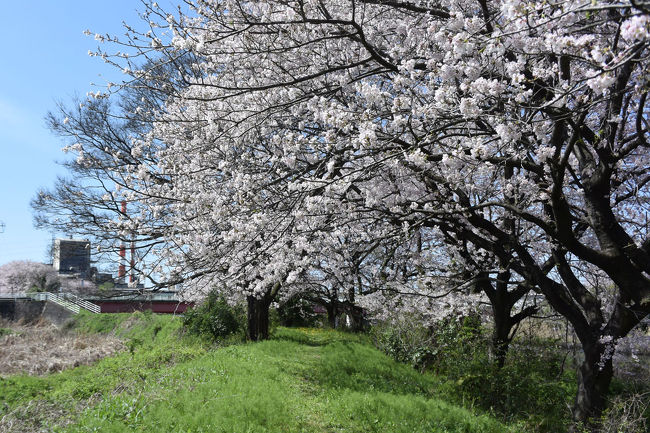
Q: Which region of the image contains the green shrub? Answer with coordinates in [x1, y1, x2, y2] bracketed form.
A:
[370, 315, 436, 371]
[431, 320, 574, 431]
[371, 313, 483, 372]
[182, 292, 244, 342]
[440, 342, 574, 431]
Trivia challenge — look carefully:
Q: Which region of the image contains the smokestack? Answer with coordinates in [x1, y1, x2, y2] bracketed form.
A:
[118, 200, 126, 280]
[130, 241, 135, 284]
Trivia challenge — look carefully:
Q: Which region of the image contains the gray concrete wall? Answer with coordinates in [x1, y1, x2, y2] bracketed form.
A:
[0, 299, 45, 323]
[0, 299, 15, 321]
[41, 301, 74, 326]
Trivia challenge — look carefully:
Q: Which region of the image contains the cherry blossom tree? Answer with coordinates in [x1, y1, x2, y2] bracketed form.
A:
[49, 0, 650, 425]
[0, 261, 61, 294]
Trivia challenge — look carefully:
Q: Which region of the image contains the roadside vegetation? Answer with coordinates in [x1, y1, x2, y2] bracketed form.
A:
[372, 314, 650, 433]
[0, 320, 123, 376]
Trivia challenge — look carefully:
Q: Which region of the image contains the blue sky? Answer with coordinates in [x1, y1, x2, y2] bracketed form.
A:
[0, 1, 165, 266]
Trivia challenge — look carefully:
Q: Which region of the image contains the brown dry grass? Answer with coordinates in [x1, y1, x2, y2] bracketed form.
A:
[0, 398, 91, 433]
[0, 319, 124, 376]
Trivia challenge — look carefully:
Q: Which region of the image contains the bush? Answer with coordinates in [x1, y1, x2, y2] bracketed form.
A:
[431, 319, 574, 431]
[183, 293, 244, 343]
[442, 342, 574, 431]
[370, 314, 436, 371]
[371, 313, 484, 372]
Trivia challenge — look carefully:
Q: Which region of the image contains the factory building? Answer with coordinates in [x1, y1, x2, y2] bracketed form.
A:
[53, 239, 91, 276]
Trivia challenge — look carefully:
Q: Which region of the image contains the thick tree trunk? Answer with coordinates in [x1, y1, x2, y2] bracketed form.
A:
[492, 314, 512, 369]
[488, 279, 514, 369]
[481, 269, 536, 368]
[343, 278, 366, 332]
[247, 295, 271, 341]
[488, 298, 538, 368]
[572, 342, 614, 428]
[348, 304, 364, 332]
[326, 304, 337, 329]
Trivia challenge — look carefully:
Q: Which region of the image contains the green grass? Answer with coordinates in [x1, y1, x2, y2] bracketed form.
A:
[64, 326, 512, 433]
[1, 315, 517, 432]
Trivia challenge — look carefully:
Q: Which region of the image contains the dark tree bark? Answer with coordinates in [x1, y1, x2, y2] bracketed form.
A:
[490, 292, 515, 369]
[246, 282, 282, 341]
[573, 341, 614, 425]
[348, 304, 365, 332]
[570, 297, 647, 427]
[483, 164, 540, 368]
[456, 249, 537, 368]
[325, 303, 338, 328]
[247, 294, 272, 341]
[521, 256, 648, 427]
[344, 284, 365, 331]
[485, 280, 538, 368]
[485, 291, 538, 368]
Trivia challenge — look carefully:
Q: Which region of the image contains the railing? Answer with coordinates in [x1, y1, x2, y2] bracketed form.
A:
[28, 292, 100, 314]
[47, 293, 81, 314]
[68, 294, 101, 314]
[86, 291, 183, 303]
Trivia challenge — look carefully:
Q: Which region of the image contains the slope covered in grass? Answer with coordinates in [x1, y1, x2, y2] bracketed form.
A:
[0, 311, 207, 432]
[1, 314, 516, 432]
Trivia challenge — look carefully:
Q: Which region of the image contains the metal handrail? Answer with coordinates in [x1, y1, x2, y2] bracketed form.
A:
[61, 293, 101, 314]
[47, 293, 80, 314]
[28, 292, 100, 314]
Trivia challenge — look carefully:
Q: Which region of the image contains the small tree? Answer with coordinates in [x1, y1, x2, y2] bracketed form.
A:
[183, 291, 243, 342]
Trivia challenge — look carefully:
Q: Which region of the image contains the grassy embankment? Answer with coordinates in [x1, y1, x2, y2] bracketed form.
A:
[1, 312, 517, 432]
